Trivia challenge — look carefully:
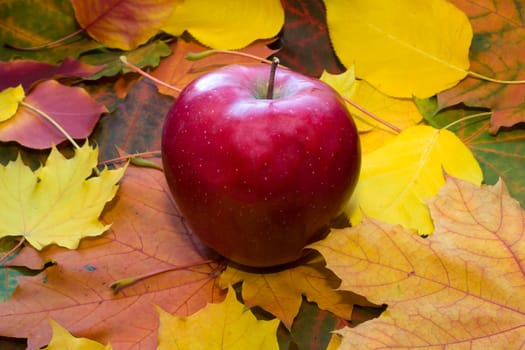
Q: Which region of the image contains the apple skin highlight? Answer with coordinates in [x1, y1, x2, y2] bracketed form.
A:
[162, 64, 360, 267]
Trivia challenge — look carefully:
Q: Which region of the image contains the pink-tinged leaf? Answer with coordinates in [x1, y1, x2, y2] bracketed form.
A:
[438, 0, 525, 134]
[0, 57, 105, 91]
[0, 80, 107, 149]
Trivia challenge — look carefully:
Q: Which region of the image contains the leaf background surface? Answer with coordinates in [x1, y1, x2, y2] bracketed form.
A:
[0, 166, 224, 350]
[312, 177, 525, 349]
[325, 0, 472, 98]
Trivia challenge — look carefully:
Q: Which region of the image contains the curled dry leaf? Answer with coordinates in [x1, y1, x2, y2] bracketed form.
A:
[311, 177, 525, 349]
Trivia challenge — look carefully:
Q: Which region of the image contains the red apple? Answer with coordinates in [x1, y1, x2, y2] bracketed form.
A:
[161, 64, 360, 267]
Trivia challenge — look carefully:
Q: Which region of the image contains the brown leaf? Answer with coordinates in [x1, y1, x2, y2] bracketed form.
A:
[310, 177, 525, 348]
[0, 166, 224, 349]
[0, 80, 106, 149]
[151, 39, 276, 96]
[438, 0, 525, 133]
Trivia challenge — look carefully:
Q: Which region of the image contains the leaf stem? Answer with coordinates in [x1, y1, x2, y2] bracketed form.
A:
[20, 101, 101, 175]
[0, 237, 25, 264]
[98, 150, 162, 167]
[342, 96, 402, 133]
[468, 71, 525, 84]
[186, 49, 279, 67]
[110, 259, 218, 293]
[266, 57, 280, 99]
[119, 56, 182, 93]
[20, 101, 81, 149]
[5, 28, 85, 51]
[441, 111, 492, 130]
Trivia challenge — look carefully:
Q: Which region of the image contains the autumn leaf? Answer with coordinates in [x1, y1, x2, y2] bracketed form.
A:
[320, 69, 422, 153]
[71, 0, 175, 50]
[0, 57, 105, 91]
[0, 166, 223, 350]
[46, 319, 112, 350]
[325, 0, 472, 98]
[162, 0, 284, 50]
[416, 96, 525, 208]
[277, 0, 345, 77]
[0, 85, 24, 122]
[0, 0, 101, 62]
[218, 254, 365, 330]
[0, 143, 125, 250]
[438, 0, 525, 134]
[0, 80, 107, 149]
[311, 177, 525, 349]
[346, 125, 483, 234]
[151, 39, 276, 97]
[157, 286, 280, 350]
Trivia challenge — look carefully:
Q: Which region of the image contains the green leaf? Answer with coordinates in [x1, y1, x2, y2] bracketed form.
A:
[80, 40, 172, 79]
[415, 97, 525, 207]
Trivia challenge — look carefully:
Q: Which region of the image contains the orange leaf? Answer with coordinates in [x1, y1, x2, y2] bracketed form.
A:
[151, 39, 276, 96]
[71, 0, 176, 50]
[310, 177, 525, 348]
[0, 166, 224, 349]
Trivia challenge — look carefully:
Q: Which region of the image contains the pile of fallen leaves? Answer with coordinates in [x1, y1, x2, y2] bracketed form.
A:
[0, 0, 524, 349]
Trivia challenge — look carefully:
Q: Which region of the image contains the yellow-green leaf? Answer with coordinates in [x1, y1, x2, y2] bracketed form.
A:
[325, 0, 472, 98]
[346, 125, 482, 234]
[162, 0, 284, 49]
[0, 85, 25, 122]
[0, 143, 126, 250]
[46, 319, 112, 350]
[157, 286, 280, 350]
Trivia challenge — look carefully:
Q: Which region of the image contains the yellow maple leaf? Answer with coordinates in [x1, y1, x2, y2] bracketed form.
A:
[325, 0, 472, 98]
[320, 69, 423, 153]
[156, 286, 280, 350]
[0, 143, 126, 250]
[46, 319, 112, 350]
[346, 125, 482, 234]
[0, 85, 25, 122]
[218, 254, 359, 329]
[162, 0, 284, 49]
[310, 177, 525, 349]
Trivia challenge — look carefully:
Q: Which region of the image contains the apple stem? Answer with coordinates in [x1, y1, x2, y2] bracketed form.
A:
[267, 57, 280, 99]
